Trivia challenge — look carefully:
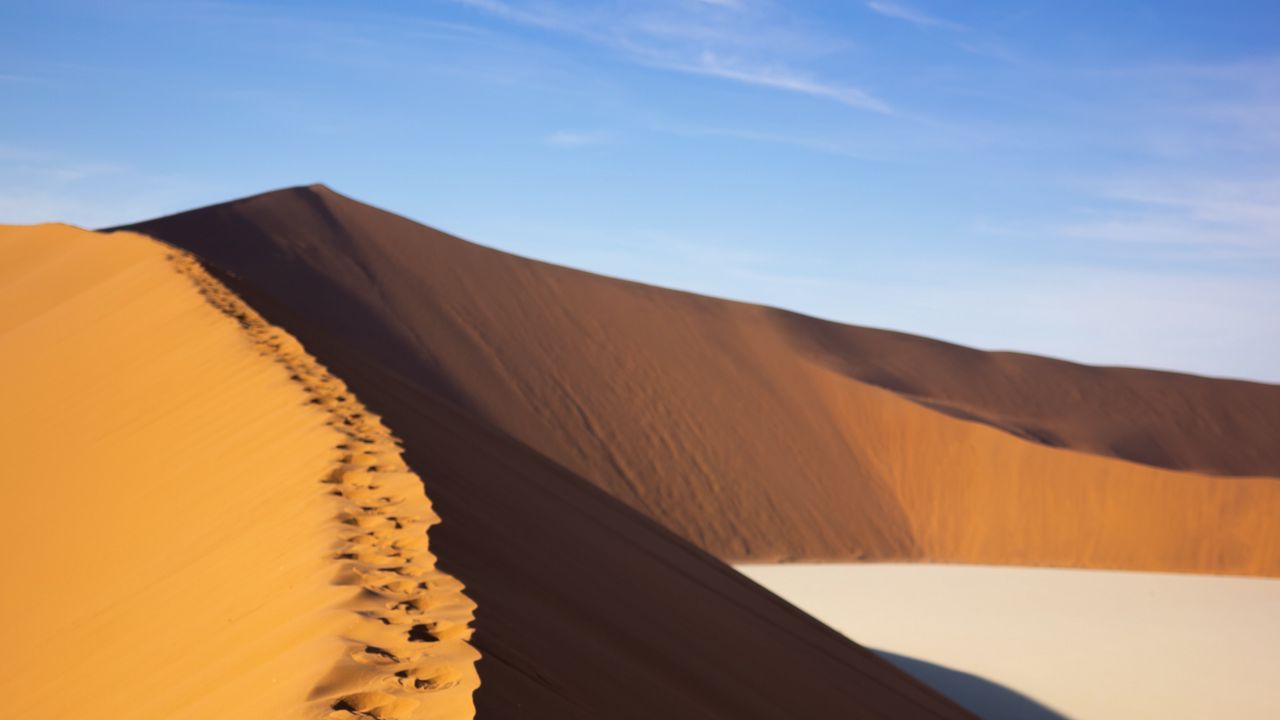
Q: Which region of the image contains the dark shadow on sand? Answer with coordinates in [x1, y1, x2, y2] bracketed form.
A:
[874, 649, 1070, 720]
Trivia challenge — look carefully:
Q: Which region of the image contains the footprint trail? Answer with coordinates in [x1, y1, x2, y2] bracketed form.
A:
[168, 251, 480, 720]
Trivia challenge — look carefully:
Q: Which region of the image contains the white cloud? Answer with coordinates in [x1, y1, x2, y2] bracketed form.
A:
[1060, 177, 1280, 259]
[657, 51, 892, 113]
[544, 130, 612, 147]
[453, 0, 582, 34]
[656, 124, 881, 160]
[454, 0, 889, 113]
[866, 1, 962, 31]
[0, 151, 198, 228]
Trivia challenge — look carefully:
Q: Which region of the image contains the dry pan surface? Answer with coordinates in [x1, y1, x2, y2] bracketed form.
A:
[741, 563, 1280, 720]
[0, 224, 477, 719]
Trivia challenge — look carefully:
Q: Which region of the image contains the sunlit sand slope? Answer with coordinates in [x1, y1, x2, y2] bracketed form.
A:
[121, 185, 1280, 575]
[0, 224, 477, 719]
[809, 369, 1280, 574]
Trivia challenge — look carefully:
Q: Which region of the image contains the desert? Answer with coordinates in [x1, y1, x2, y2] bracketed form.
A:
[3, 2, 1278, 717]
[2, 183, 1277, 718]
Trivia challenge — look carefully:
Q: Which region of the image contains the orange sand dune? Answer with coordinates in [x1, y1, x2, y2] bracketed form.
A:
[0, 224, 478, 719]
[120, 185, 1280, 577]
[117, 192, 975, 717]
[813, 368, 1280, 573]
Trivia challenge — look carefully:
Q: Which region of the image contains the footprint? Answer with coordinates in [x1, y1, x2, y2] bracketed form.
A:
[350, 645, 401, 666]
[406, 623, 438, 643]
[329, 691, 420, 720]
[394, 665, 462, 693]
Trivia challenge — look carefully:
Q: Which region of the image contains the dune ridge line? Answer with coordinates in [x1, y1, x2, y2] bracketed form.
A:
[102, 198, 978, 717]
[122, 185, 1280, 576]
[166, 250, 481, 720]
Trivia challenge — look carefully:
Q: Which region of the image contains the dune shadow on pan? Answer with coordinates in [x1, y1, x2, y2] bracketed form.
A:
[873, 649, 1069, 720]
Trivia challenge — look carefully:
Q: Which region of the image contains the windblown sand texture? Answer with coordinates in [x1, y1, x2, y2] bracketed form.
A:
[119, 191, 975, 718]
[0, 224, 477, 719]
[122, 185, 1280, 576]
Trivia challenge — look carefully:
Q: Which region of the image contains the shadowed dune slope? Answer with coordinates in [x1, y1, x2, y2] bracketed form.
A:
[119, 185, 1280, 576]
[113, 200, 977, 717]
[0, 224, 477, 719]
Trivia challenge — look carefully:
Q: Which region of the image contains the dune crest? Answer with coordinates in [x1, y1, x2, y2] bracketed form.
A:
[118, 192, 975, 717]
[166, 251, 480, 719]
[0, 224, 477, 719]
[119, 185, 1280, 576]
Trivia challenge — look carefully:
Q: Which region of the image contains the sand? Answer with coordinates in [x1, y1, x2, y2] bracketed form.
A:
[116, 191, 973, 717]
[118, 185, 1280, 576]
[0, 224, 477, 719]
[809, 370, 1280, 574]
[741, 563, 1280, 719]
[13, 183, 1268, 718]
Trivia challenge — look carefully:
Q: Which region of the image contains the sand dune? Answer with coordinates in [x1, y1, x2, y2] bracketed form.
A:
[114, 192, 974, 717]
[118, 185, 1280, 576]
[13, 184, 1267, 717]
[811, 369, 1280, 574]
[0, 224, 477, 719]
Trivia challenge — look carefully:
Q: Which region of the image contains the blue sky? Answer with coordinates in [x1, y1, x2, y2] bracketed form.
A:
[2, 0, 1278, 381]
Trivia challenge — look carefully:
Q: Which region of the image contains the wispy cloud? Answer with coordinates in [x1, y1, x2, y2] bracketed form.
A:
[657, 124, 878, 160]
[453, 0, 889, 113]
[0, 153, 124, 185]
[1062, 177, 1280, 258]
[866, 1, 963, 31]
[1119, 58, 1280, 157]
[656, 51, 892, 113]
[453, 0, 581, 34]
[544, 130, 613, 147]
[1047, 57, 1280, 261]
[956, 40, 1021, 63]
[0, 151, 197, 227]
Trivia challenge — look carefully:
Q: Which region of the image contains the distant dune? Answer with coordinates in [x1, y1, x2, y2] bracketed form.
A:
[0, 224, 477, 718]
[120, 185, 1280, 577]
[113, 191, 974, 717]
